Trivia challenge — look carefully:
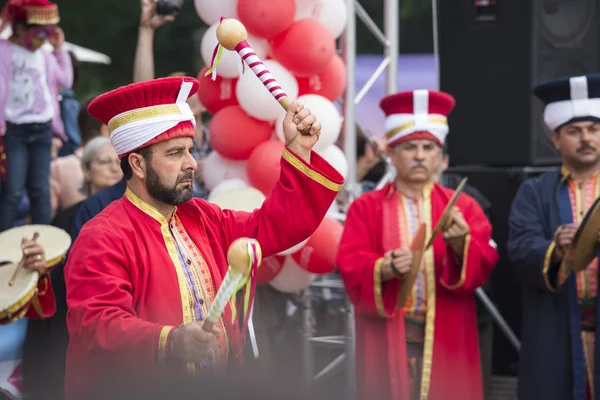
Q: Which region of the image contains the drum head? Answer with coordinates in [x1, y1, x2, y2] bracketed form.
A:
[0, 262, 37, 322]
[0, 225, 71, 267]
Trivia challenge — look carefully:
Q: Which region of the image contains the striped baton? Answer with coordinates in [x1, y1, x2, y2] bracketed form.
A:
[206, 17, 311, 135]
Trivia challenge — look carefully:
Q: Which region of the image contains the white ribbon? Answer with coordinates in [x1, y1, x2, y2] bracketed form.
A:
[109, 81, 196, 156]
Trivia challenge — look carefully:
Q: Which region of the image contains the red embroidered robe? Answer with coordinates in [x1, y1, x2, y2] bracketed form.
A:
[63, 149, 344, 399]
[337, 182, 498, 400]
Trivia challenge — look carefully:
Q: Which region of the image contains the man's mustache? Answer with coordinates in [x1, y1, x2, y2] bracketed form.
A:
[577, 142, 596, 153]
[176, 172, 193, 184]
[411, 162, 427, 170]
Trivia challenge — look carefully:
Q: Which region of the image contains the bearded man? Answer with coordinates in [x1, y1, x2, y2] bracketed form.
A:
[62, 77, 344, 399]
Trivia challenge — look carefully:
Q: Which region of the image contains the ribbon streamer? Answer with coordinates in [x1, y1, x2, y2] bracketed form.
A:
[205, 43, 224, 81]
[229, 240, 261, 342]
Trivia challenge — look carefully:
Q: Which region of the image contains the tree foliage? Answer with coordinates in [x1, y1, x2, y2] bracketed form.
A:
[39, 0, 433, 100]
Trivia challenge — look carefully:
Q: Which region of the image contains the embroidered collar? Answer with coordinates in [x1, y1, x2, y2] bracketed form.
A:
[560, 165, 600, 182]
[125, 187, 177, 225]
[386, 180, 434, 200]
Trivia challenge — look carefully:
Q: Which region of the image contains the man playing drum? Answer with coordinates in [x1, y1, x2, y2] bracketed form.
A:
[63, 76, 344, 399]
[0, 230, 58, 325]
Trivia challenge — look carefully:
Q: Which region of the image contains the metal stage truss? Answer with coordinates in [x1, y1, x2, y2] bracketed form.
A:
[301, 0, 522, 397]
[301, 1, 398, 398]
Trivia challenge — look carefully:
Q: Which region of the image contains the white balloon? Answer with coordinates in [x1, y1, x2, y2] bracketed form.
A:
[317, 145, 348, 179]
[326, 201, 346, 222]
[269, 256, 314, 293]
[294, 0, 348, 39]
[207, 179, 250, 202]
[236, 60, 299, 122]
[201, 23, 270, 79]
[194, 0, 238, 25]
[277, 238, 309, 256]
[209, 187, 266, 212]
[274, 94, 342, 151]
[202, 151, 249, 191]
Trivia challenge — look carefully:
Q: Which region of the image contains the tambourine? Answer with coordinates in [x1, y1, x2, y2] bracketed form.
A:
[0, 225, 71, 324]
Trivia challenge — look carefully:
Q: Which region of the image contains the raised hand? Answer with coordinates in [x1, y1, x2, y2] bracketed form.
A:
[282, 100, 321, 162]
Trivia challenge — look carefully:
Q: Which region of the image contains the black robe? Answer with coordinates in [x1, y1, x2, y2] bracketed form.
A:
[508, 169, 599, 400]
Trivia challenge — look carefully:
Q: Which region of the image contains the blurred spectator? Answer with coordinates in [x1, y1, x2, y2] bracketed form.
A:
[0, 2, 73, 231]
[52, 136, 121, 231]
[50, 94, 108, 215]
[57, 51, 82, 157]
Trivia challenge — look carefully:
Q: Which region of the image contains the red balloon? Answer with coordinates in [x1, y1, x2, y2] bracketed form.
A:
[209, 106, 273, 160]
[197, 67, 239, 115]
[292, 218, 343, 274]
[246, 140, 284, 195]
[272, 20, 335, 77]
[237, 0, 295, 39]
[297, 54, 347, 101]
[256, 255, 285, 284]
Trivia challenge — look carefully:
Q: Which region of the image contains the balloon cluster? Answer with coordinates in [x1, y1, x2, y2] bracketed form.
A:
[195, 0, 348, 292]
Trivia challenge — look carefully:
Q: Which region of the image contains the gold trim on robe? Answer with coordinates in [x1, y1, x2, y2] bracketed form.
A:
[373, 257, 390, 318]
[125, 188, 195, 372]
[439, 234, 472, 290]
[282, 149, 343, 192]
[158, 326, 174, 365]
[419, 184, 436, 400]
[542, 241, 558, 292]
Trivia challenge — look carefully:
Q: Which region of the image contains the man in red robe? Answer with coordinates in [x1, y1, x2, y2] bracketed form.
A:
[337, 90, 498, 400]
[62, 77, 344, 399]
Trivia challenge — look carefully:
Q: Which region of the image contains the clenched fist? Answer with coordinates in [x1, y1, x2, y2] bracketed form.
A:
[170, 322, 220, 364]
[552, 223, 577, 261]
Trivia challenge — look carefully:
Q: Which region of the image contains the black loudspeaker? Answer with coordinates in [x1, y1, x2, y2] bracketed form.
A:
[447, 165, 557, 376]
[438, 0, 600, 167]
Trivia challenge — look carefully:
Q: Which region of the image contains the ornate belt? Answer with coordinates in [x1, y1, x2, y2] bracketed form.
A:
[580, 297, 596, 332]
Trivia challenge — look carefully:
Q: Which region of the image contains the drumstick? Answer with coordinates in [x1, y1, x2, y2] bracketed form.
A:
[212, 17, 312, 136]
[202, 238, 262, 332]
[8, 232, 39, 287]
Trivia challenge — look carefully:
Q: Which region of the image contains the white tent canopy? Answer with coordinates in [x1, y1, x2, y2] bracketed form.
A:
[0, 27, 111, 65]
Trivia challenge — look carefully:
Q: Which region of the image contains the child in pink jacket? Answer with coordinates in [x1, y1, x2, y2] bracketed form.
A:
[0, 0, 72, 230]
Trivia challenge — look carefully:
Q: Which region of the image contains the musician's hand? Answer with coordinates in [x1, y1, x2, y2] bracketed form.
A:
[282, 100, 321, 163]
[381, 248, 412, 282]
[443, 207, 470, 256]
[171, 322, 220, 363]
[21, 238, 47, 274]
[552, 223, 577, 260]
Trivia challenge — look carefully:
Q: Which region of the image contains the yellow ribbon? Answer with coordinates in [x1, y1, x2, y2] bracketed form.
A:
[204, 44, 224, 80]
[229, 240, 262, 324]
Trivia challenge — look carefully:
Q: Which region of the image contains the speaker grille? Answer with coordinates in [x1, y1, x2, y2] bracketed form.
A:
[540, 0, 597, 46]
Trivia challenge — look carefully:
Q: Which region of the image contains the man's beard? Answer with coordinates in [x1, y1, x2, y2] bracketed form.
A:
[145, 164, 194, 206]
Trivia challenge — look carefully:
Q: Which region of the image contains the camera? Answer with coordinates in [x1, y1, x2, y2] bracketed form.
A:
[156, 0, 184, 16]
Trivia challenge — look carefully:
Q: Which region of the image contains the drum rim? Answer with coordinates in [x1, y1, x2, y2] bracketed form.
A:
[0, 282, 36, 321]
[0, 224, 71, 265]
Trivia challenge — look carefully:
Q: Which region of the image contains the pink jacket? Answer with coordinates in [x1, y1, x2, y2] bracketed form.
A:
[0, 39, 73, 140]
